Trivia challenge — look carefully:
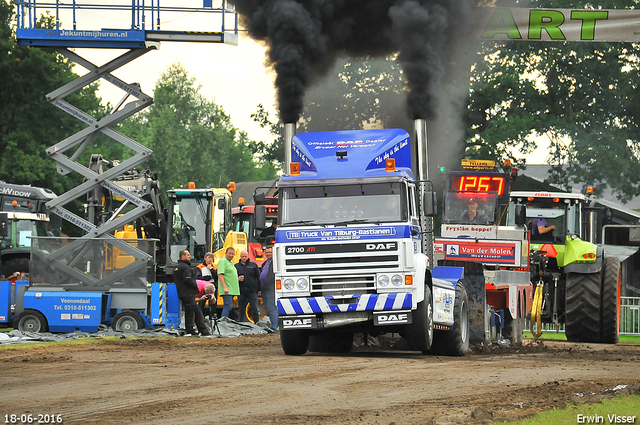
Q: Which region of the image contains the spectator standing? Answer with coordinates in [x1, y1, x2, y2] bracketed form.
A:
[217, 247, 240, 318]
[195, 252, 217, 284]
[235, 250, 261, 323]
[173, 250, 211, 336]
[259, 246, 278, 331]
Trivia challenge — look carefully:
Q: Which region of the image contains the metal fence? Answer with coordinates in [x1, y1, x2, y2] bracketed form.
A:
[522, 297, 640, 336]
[621, 296, 640, 336]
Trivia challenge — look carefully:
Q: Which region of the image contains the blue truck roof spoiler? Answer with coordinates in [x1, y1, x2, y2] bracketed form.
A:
[282, 129, 414, 180]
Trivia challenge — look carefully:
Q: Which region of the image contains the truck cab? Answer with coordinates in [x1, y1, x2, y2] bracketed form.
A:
[275, 127, 468, 356]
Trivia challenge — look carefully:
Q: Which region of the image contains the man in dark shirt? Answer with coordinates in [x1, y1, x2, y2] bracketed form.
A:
[259, 246, 278, 331]
[459, 198, 489, 224]
[174, 250, 211, 336]
[235, 250, 261, 323]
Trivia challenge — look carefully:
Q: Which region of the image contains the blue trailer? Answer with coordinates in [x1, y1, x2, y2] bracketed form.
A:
[0, 279, 181, 333]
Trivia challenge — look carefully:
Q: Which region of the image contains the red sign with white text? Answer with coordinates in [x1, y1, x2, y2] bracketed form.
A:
[435, 239, 520, 265]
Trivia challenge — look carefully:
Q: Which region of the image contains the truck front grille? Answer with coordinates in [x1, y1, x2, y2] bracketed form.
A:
[310, 275, 376, 297]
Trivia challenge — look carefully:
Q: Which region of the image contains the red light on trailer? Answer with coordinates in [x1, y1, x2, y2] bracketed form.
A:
[386, 158, 396, 172]
[553, 198, 560, 203]
[290, 162, 301, 176]
[527, 197, 534, 201]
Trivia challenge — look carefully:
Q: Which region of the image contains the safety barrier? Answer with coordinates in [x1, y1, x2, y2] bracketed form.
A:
[621, 296, 640, 336]
[523, 296, 640, 336]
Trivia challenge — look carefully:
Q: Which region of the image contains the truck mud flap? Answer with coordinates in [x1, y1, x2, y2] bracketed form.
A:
[373, 310, 412, 326]
[465, 270, 486, 343]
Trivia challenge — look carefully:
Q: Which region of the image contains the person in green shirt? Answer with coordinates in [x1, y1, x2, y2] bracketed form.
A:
[217, 247, 240, 317]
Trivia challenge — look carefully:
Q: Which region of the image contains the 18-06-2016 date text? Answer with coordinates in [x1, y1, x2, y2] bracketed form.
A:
[4, 414, 62, 424]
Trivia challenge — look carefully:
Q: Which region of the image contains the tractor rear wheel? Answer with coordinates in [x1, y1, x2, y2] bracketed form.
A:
[565, 271, 601, 342]
[432, 281, 469, 356]
[405, 285, 433, 354]
[2, 256, 30, 279]
[280, 329, 310, 355]
[601, 257, 621, 344]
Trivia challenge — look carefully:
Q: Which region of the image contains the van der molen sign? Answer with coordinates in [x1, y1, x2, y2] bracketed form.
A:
[476, 8, 640, 42]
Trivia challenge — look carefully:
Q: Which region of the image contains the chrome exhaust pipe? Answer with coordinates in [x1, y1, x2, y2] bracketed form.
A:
[284, 123, 296, 176]
[414, 118, 428, 181]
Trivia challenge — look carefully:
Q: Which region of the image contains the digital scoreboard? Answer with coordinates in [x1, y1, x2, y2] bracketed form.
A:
[448, 172, 510, 199]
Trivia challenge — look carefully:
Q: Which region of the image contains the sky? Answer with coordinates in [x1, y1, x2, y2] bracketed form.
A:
[74, 33, 279, 145]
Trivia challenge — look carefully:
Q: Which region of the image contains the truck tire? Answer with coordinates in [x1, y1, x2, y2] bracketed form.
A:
[111, 311, 145, 332]
[406, 285, 434, 354]
[601, 257, 621, 344]
[15, 310, 48, 333]
[280, 329, 310, 355]
[565, 271, 601, 342]
[308, 331, 354, 353]
[2, 256, 30, 279]
[432, 281, 469, 356]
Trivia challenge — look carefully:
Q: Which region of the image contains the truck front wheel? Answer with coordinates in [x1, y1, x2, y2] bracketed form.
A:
[565, 271, 601, 342]
[601, 257, 621, 344]
[15, 310, 48, 333]
[432, 281, 469, 356]
[280, 329, 310, 355]
[406, 285, 433, 354]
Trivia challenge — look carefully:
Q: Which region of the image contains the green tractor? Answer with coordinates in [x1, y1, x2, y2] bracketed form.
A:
[508, 191, 621, 343]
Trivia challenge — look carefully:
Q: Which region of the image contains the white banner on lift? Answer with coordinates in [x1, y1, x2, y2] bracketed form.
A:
[475, 8, 640, 42]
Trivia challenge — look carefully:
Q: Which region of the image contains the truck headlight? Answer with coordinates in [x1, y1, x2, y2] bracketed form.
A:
[391, 274, 403, 287]
[296, 278, 309, 291]
[378, 275, 390, 287]
[283, 279, 295, 291]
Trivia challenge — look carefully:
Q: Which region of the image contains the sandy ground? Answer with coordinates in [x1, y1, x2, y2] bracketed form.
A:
[0, 334, 638, 425]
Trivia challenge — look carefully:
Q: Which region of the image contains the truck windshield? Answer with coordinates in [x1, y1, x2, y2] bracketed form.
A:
[280, 182, 407, 226]
[443, 192, 497, 225]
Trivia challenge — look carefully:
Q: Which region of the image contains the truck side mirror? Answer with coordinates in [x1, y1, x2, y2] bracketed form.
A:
[514, 204, 526, 226]
[255, 205, 266, 229]
[423, 191, 437, 217]
[217, 198, 226, 210]
[0, 215, 7, 237]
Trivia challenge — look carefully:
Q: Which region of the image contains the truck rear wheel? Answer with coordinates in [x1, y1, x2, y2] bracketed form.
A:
[15, 309, 48, 333]
[280, 329, 310, 355]
[432, 281, 469, 356]
[565, 271, 601, 342]
[405, 286, 433, 354]
[308, 331, 354, 353]
[601, 257, 621, 344]
[112, 311, 145, 332]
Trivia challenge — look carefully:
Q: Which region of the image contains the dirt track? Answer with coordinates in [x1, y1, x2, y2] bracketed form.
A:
[1, 334, 639, 425]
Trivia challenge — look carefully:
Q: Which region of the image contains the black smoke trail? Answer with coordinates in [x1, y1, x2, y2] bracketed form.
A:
[234, 0, 475, 122]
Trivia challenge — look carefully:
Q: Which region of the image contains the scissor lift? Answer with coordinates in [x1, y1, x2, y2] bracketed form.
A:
[5, 2, 237, 332]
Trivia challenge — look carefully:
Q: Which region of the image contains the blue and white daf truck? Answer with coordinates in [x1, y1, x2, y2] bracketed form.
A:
[274, 123, 469, 355]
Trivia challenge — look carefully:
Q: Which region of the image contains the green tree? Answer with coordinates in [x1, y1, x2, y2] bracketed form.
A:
[127, 63, 276, 192]
[466, 0, 640, 201]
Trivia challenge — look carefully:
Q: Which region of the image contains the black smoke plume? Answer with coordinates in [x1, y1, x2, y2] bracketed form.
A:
[234, 0, 475, 123]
